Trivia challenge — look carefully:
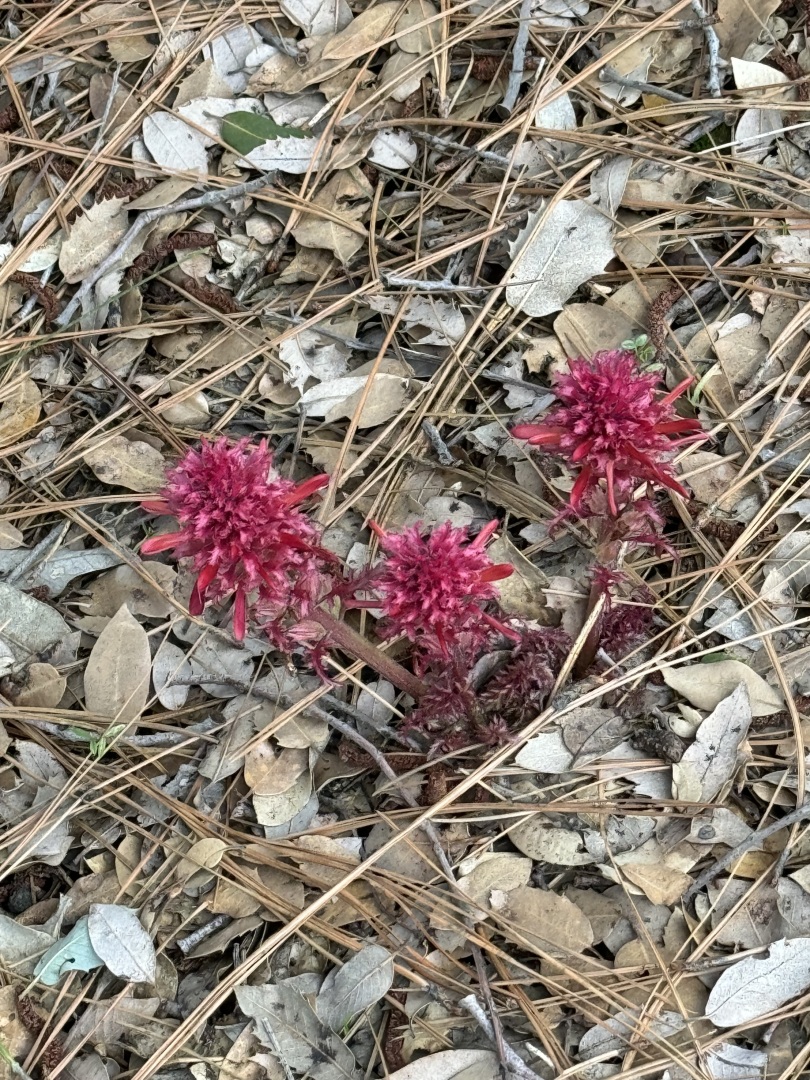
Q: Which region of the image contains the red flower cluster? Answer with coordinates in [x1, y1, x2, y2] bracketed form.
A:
[512, 350, 703, 516]
[353, 519, 517, 669]
[141, 438, 332, 641]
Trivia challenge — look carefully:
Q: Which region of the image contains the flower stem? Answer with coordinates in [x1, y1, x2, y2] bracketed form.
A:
[312, 608, 427, 699]
[573, 579, 604, 679]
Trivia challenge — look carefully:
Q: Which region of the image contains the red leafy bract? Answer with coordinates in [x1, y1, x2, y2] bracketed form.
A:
[512, 349, 703, 515]
[140, 438, 332, 641]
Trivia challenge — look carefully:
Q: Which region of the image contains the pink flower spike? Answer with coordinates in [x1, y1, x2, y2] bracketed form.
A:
[139, 437, 333, 641]
[511, 349, 705, 515]
[363, 519, 514, 667]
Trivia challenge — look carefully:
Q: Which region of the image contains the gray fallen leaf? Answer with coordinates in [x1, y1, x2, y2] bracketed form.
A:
[706, 937, 810, 1027]
[387, 1050, 500, 1080]
[151, 640, 193, 710]
[87, 904, 157, 983]
[671, 682, 752, 803]
[58, 199, 129, 283]
[0, 911, 53, 975]
[142, 113, 209, 174]
[281, 0, 353, 34]
[579, 1008, 685, 1059]
[316, 943, 394, 1030]
[663, 660, 783, 717]
[0, 582, 71, 661]
[18, 548, 124, 598]
[240, 980, 356, 1080]
[706, 1043, 767, 1080]
[83, 605, 151, 724]
[505, 199, 614, 318]
[515, 730, 573, 773]
[299, 373, 408, 428]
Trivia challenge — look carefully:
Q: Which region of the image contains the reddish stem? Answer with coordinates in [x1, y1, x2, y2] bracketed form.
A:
[573, 578, 605, 679]
[312, 608, 427, 699]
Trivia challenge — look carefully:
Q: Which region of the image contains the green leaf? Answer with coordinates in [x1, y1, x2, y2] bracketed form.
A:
[221, 111, 308, 154]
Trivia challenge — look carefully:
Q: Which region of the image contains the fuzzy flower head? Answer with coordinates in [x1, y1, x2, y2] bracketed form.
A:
[512, 350, 703, 515]
[141, 438, 331, 641]
[359, 520, 516, 667]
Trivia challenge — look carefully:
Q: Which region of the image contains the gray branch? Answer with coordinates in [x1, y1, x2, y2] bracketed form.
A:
[690, 0, 723, 98]
[56, 173, 276, 328]
[502, 0, 533, 114]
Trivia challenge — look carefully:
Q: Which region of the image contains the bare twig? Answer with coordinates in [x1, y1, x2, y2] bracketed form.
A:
[382, 272, 484, 294]
[407, 129, 512, 167]
[684, 801, 810, 901]
[690, 0, 723, 98]
[19, 717, 218, 748]
[55, 173, 276, 328]
[600, 66, 692, 105]
[177, 914, 230, 954]
[501, 0, 532, 113]
[421, 420, 455, 466]
[6, 522, 70, 586]
[459, 995, 539, 1080]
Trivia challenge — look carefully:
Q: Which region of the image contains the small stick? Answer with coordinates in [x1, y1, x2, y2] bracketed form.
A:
[383, 272, 484, 294]
[675, 112, 726, 149]
[177, 913, 230, 954]
[600, 66, 692, 104]
[683, 801, 810, 902]
[690, 0, 723, 98]
[459, 995, 539, 1080]
[6, 521, 70, 586]
[502, 0, 532, 113]
[407, 128, 512, 167]
[20, 717, 218, 748]
[318, 708, 456, 883]
[421, 420, 454, 466]
[585, 43, 692, 104]
[55, 173, 276, 328]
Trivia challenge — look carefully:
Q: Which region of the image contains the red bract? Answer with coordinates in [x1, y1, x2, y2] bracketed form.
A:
[512, 350, 703, 515]
[355, 520, 517, 668]
[140, 438, 331, 640]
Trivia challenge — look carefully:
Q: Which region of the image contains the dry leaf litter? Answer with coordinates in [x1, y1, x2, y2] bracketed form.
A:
[1, 2, 810, 1080]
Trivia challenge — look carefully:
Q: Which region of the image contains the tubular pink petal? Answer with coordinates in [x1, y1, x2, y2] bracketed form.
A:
[571, 439, 595, 463]
[653, 419, 703, 435]
[481, 611, 521, 643]
[281, 473, 330, 506]
[141, 530, 185, 554]
[511, 424, 565, 446]
[188, 582, 205, 616]
[190, 562, 218, 614]
[470, 519, 500, 549]
[141, 499, 171, 515]
[659, 376, 694, 406]
[570, 466, 593, 511]
[478, 563, 514, 582]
